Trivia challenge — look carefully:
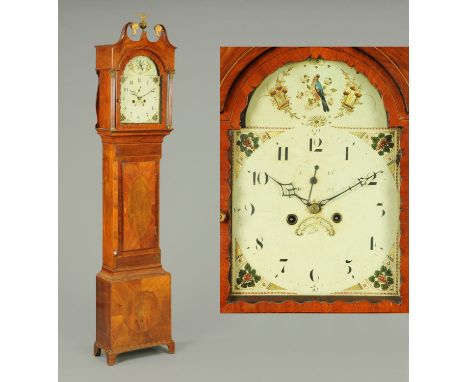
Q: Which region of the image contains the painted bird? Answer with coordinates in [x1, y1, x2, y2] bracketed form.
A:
[312, 74, 330, 112]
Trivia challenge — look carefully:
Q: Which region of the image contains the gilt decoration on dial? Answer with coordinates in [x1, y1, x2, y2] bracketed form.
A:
[231, 126, 401, 297]
[244, 58, 387, 129]
[120, 55, 161, 124]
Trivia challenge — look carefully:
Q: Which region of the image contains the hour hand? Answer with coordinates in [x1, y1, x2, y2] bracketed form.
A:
[268, 175, 310, 206]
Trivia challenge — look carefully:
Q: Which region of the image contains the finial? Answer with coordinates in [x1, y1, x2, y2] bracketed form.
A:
[138, 13, 147, 29]
[154, 24, 164, 38]
[130, 14, 147, 35]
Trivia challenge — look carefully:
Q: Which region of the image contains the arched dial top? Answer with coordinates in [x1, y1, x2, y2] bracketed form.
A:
[245, 58, 387, 129]
[120, 55, 161, 124]
[231, 126, 400, 296]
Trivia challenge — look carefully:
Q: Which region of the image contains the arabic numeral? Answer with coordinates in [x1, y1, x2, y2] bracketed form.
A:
[309, 138, 323, 152]
[249, 171, 269, 186]
[277, 146, 289, 160]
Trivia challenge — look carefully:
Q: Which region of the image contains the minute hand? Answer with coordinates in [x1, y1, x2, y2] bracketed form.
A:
[139, 88, 155, 99]
[317, 171, 383, 207]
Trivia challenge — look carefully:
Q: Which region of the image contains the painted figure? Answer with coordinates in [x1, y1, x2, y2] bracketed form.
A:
[312, 74, 330, 112]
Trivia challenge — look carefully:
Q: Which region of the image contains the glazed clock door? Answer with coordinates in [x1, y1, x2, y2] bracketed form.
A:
[120, 55, 161, 124]
[220, 47, 409, 313]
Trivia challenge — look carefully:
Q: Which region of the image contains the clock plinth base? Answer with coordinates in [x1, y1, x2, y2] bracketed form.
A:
[95, 267, 174, 366]
[94, 339, 175, 366]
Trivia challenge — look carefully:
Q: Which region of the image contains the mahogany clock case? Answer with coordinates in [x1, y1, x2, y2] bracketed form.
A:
[94, 21, 176, 365]
[220, 47, 409, 314]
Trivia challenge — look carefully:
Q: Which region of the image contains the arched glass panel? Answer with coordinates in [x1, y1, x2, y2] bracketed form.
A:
[120, 55, 161, 124]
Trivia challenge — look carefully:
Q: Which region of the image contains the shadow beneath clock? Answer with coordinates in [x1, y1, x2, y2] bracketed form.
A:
[116, 341, 190, 363]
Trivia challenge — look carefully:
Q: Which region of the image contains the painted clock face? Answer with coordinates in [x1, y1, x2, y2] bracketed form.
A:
[231, 126, 400, 296]
[120, 55, 161, 124]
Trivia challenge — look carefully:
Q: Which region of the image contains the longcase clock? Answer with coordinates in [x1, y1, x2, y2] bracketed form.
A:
[220, 47, 409, 313]
[93, 16, 176, 365]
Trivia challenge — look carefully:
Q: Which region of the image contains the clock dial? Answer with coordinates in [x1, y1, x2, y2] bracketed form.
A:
[120, 55, 161, 124]
[231, 126, 400, 296]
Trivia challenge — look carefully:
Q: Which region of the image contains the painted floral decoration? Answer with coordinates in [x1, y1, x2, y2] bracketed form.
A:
[369, 266, 394, 290]
[371, 133, 395, 156]
[237, 132, 260, 157]
[236, 263, 261, 288]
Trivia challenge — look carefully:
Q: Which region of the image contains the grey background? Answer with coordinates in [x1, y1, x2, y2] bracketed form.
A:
[59, 0, 408, 381]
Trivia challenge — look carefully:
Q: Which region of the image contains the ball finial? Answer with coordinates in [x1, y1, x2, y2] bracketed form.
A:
[138, 13, 147, 30]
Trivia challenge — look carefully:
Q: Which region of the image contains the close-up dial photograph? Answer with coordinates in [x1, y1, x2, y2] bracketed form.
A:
[220, 49, 409, 313]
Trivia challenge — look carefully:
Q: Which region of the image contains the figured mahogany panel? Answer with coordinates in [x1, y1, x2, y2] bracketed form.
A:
[99, 136, 165, 271]
[122, 161, 156, 251]
[110, 272, 171, 350]
[96, 268, 172, 354]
